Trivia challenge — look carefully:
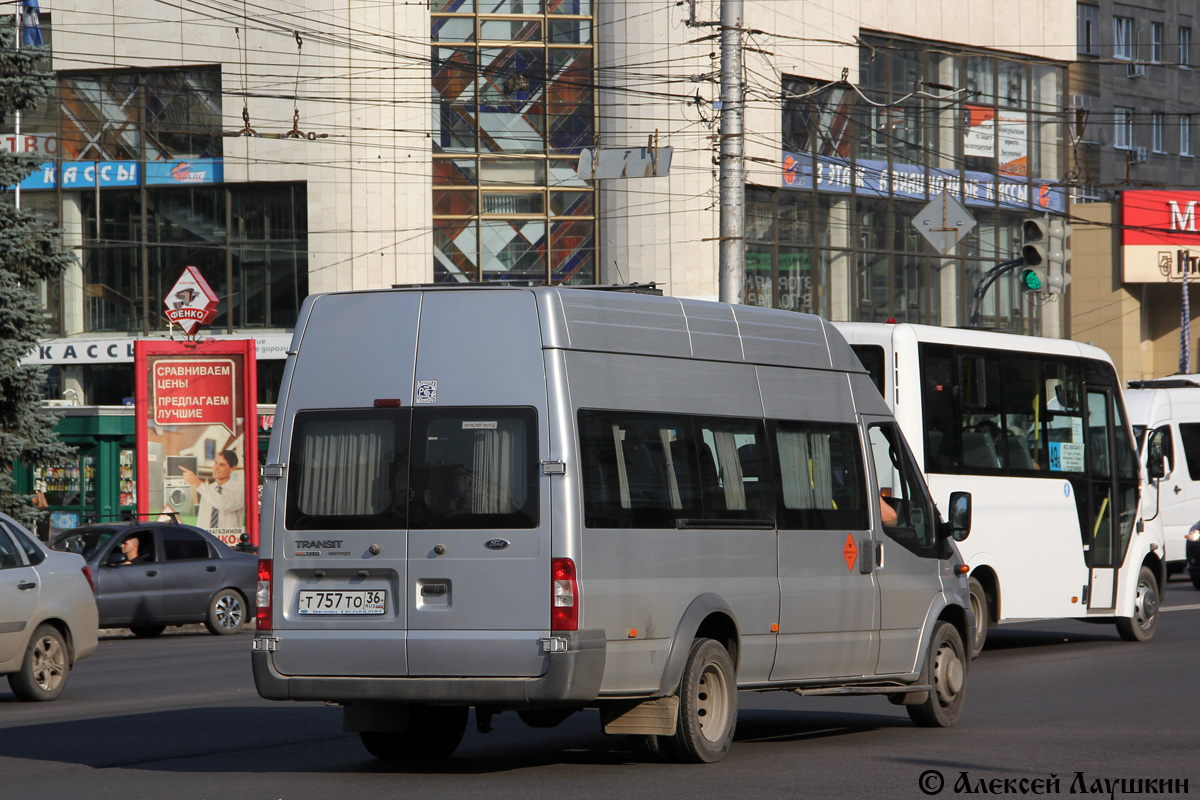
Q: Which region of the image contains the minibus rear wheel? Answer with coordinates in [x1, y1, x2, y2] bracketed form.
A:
[666, 638, 737, 763]
[359, 705, 469, 761]
[907, 621, 967, 728]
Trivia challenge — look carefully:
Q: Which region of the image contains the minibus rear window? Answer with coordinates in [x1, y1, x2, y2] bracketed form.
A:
[286, 407, 539, 531]
[286, 409, 409, 530]
[408, 407, 539, 529]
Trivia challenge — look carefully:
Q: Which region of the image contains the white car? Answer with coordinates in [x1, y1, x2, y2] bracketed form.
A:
[0, 512, 99, 701]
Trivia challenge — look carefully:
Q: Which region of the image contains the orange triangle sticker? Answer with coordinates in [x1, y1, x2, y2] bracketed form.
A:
[843, 534, 858, 571]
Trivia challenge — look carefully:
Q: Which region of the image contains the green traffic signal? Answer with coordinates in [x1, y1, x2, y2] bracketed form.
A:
[1020, 216, 1071, 294]
[1020, 268, 1043, 291]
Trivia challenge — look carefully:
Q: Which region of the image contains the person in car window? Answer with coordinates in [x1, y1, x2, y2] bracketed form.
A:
[181, 450, 245, 535]
[879, 488, 899, 527]
[120, 536, 152, 564]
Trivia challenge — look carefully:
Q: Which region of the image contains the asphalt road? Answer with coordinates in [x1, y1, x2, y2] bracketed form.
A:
[2, 581, 1199, 800]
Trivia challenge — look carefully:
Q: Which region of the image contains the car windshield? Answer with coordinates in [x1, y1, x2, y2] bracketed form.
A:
[52, 527, 122, 560]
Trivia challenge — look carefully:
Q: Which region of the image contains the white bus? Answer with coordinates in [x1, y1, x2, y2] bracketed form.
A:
[835, 322, 1165, 654]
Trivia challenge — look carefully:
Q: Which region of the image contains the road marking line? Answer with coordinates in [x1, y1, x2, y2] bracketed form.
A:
[1162, 603, 1200, 612]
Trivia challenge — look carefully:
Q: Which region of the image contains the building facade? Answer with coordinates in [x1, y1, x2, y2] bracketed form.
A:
[1069, 0, 1200, 381]
[5, 1, 1077, 407]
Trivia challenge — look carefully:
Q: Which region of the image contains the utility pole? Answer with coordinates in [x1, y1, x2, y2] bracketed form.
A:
[717, 0, 744, 304]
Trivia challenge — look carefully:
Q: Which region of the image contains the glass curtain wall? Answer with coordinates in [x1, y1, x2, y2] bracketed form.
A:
[769, 35, 1067, 333]
[432, 0, 596, 284]
[58, 68, 223, 161]
[80, 183, 308, 333]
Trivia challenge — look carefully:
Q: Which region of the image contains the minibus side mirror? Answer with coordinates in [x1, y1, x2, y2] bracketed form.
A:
[946, 491, 971, 542]
[1147, 431, 1166, 481]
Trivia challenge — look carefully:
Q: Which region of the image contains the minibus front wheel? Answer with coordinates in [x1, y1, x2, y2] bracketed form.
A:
[968, 577, 989, 659]
[907, 621, 967, 728]
[1115, 565, 1160, 642]
[665, 638, 737, 763]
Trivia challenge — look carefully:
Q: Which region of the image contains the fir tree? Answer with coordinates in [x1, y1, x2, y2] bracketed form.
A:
[0, 25, 75, 528]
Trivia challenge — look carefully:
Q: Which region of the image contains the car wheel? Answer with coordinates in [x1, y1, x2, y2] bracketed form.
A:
[665, 638, 737, 763]
[206, 589, 247, 635]
[359, 705, 469, 761]
[8, 624, 69, 702]
[907, 621, 968, 728]
[968, 577, 988, 659]
[1116, 566, 1159, 642]
[130, 625, 166, 638]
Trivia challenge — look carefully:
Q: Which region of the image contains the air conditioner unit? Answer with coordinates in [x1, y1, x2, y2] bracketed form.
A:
[1070, 94, 1098, 110]
[1129, 146, 1149, 164]
[1128, 61, 1147, 77]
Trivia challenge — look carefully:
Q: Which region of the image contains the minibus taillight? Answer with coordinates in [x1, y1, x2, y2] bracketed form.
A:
[256, 559, 273, 630]
[551, 557, 578, 631]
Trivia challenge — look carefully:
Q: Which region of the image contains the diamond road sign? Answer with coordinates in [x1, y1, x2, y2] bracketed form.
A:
[164, 266, 220, 336]
[913, 192, 977, 255]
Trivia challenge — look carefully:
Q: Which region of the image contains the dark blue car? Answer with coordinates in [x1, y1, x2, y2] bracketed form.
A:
[50, 521, 257, 637]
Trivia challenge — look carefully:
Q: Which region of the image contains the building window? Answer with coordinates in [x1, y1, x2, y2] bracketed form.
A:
[431, 7, 596, 285]
[1183, 116, 1193, 156]
[743, 187, 825, 316]
[59, 68, 223, 161]
[1153, 112, 1165, 152]
[1152, 22, 1164, 62]
[1183, 27, 1193, 66]
[1079, 5, 1099, 55]
[80, 184, 308, 333]
[1114, 16, 1134, 60]
[1115, 107, 1134, 149]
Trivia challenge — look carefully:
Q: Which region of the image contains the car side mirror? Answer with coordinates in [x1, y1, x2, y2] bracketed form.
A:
[1147, 431, 1166, 480]
[947, 491, 972, 542]
[107, 550, 129, 566]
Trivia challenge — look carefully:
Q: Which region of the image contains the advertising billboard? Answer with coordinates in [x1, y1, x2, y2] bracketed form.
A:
[134, 339, 259, 547]
[1121, 190, 1200, 283]
[963, 105, 1029, 177]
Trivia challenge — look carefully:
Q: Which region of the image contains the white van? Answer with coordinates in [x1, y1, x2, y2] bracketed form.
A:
[251, 286, 974, 764]
[1125, 376, 1200, 576]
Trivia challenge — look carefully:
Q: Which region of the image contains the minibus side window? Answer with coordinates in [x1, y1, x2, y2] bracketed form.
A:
[409, 407, 539, 530]
[958, 351, 1005, 472]
[1041, 359, 1085, 473]
[850, 344, 886, 397]
[771, 420, 868, 531]
[286, 409, 409, 531]
[999, 355, 1045, 472]
[1178, 424, 1200, 480]
[694, 417, 773, 520]
[578, 410, 698, 528]
[919, 344, 960, 473]
[867, 422, 937, 557]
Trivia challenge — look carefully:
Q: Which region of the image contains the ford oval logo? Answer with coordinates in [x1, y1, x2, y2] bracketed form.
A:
[485, 538, 510, 551]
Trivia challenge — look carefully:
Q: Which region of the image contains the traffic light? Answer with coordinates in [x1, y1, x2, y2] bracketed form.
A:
[1020, 217, 1073, 294]
[1018, 265, 1046, 292]
[1045, 218, 1073, 294]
